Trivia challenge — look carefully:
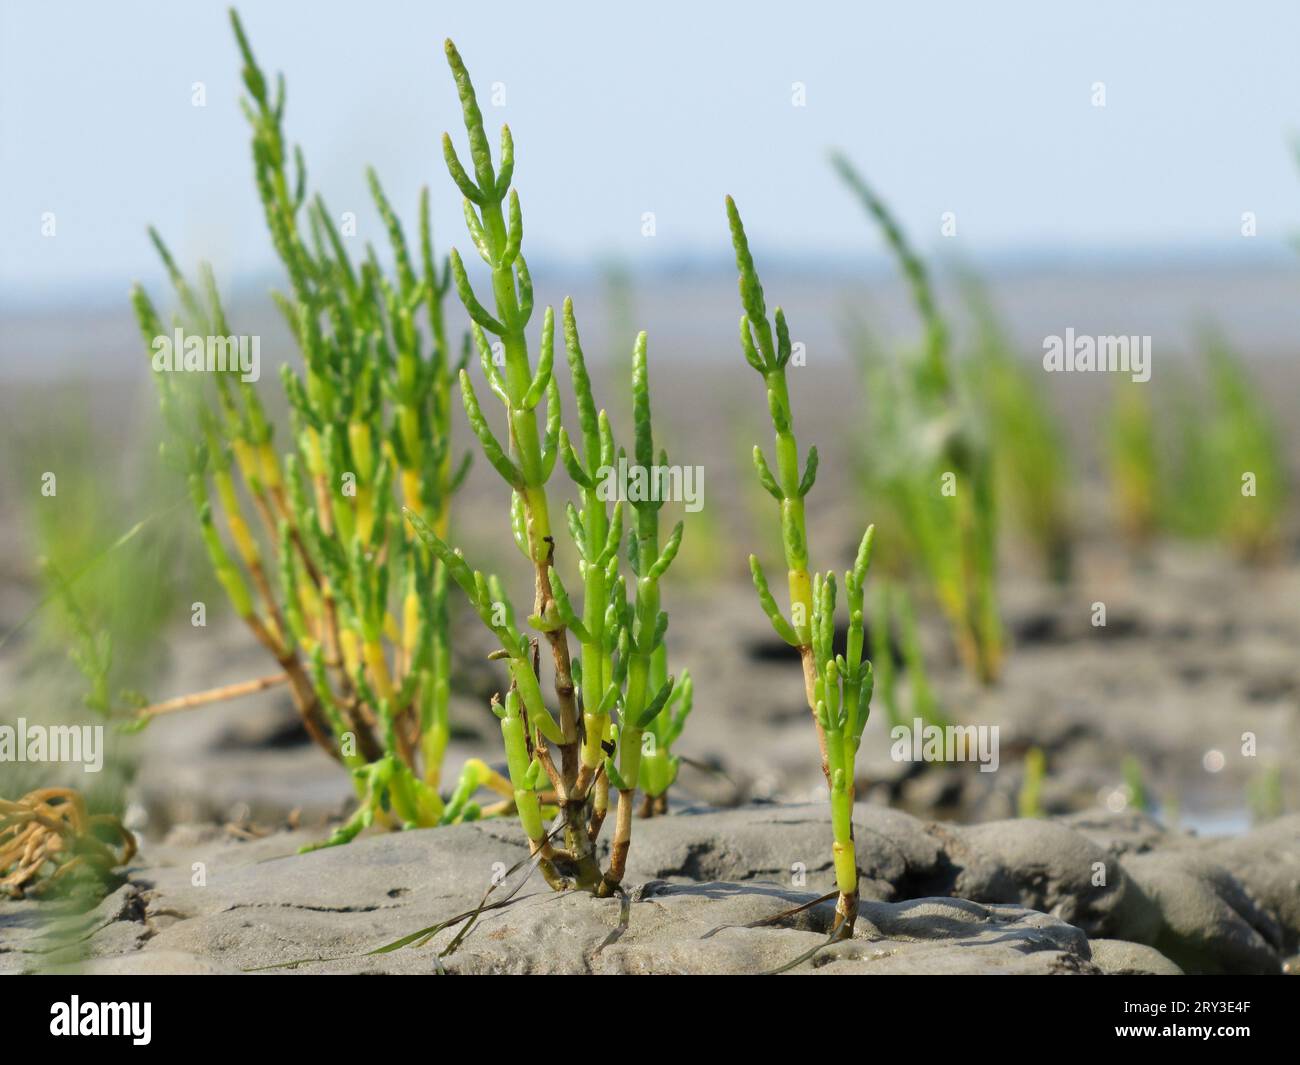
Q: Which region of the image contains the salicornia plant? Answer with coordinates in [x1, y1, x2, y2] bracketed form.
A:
[130, 10, 472, 843]
[638, 671, 692, 816]
[868, 581, 946, 734]
[961, 272, 1074, 584]
[1192, 330, 1286, 562]
[1017, 748, 1047, 819]
[1107, 330, 1286, 562]
[834, 153, 1002, 684]
[406, 41, 686, 894]
[1106, 379, 1159, 549]
[727, 196, 876, 937]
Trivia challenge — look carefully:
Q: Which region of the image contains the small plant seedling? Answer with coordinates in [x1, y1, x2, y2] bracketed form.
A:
[1247, 763, 1284, 824]
[1017, 748, 1047, 819]
[727, 196, 876, 937]
[1122, 754, 1150, 813]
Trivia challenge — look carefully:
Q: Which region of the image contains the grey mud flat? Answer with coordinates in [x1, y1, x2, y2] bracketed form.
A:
[3, 805, 1295, 975]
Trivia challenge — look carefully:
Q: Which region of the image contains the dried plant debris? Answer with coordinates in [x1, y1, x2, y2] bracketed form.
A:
[1, 789, 136, 900]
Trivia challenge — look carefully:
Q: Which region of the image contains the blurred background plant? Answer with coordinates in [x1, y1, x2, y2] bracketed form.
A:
[835, 153, 1002, 685]
[869, 581, 946, 733]
[960, 272, 1074, 585]
[1122, 753, 1152, 814]
[1193, 329, 1287, 561]
[1248, 763, 1284, 824]
[1106, 379, 1161, 550]
[1105, 328, 1287, 561]
[1, 390, 207, 816]
[1017, 747, 1046, 819]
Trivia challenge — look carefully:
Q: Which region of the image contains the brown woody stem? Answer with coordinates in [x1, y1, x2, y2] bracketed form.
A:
[596, 788, 634, 897]
[534, 538, 581, 791]
[833, 889, 859, 939]
[133, 673, 289, 720]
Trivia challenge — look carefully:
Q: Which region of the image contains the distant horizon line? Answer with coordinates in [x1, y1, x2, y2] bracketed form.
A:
[5, 238, 1298, 315]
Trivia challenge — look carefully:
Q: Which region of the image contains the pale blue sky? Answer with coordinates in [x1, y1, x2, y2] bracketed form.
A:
[4, 0, 1300, 303]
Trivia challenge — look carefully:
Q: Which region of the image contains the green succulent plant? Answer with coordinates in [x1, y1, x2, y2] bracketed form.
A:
[405, 40, 688, 894]
[131, 10, 471, 841]
[727, 195, 876, 937]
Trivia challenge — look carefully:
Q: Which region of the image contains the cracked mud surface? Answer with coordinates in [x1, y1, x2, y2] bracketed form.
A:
[3, 805, 1295, 975]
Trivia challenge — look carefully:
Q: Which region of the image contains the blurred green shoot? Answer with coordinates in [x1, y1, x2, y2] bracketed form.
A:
[842, 311, 911, 585]
[1106, 380, 1160, 549]
[833, 153, 1002, 684]
[1197, 330, 1287, 561]
[39, 560, 139, 721]
[3, 396, 203, 811]
[12, 393, 199, 712]
[1122, 753, 1150, 813]
[1017, 747, 1046, 819]
[1161, 371, 1220, 541]
[1108, 331, 1286, 562]
[869, 581, 946, 732]
[1247, 763, 1284, 824]
[894, 584, 948, 730]
[961, 272, 1074, 584]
